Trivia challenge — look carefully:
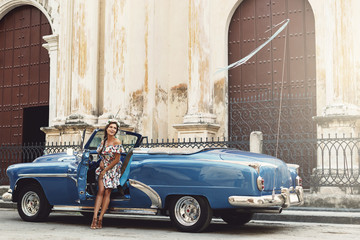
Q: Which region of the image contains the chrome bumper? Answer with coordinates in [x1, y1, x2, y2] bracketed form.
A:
[228, 186, 304, 208]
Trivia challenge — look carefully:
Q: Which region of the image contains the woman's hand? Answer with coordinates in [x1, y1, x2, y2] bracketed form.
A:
[99, 170, 106, 179]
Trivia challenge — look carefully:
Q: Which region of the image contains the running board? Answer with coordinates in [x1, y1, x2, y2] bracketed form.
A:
[52, 206, 158, 216]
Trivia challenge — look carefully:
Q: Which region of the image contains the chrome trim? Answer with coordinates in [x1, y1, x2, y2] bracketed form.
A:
[228, 186, 304, 208]
[52, 206, 157, 215]
[18, 173, 78, 185]
[19, 173, 68, 178]
[110, 198, 131, 202]
[128, 179, 162, 208]
[52, 206, 95, 211]
[109, 208, 158, 215]
[67, 174, 78, 185]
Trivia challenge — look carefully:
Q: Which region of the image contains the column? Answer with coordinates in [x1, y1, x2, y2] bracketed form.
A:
[67, 0, 99, 125]
[98, 0, 130, 129]
[173, 0, 219, 140]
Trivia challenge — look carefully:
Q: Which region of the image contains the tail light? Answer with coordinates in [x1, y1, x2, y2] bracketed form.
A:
[296, 176, 302, 186]
[257, 176, 265, 191]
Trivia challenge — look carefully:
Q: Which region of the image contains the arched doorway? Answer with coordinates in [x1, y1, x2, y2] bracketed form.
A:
[228, 0, 316, 187]
[0, 5, 51, 146]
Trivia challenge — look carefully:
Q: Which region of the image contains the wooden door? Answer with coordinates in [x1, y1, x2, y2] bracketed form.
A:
[228, 0, 316, 188]
[0, 5, 51, 145]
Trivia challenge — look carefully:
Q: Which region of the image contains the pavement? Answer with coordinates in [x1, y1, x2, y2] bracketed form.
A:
[2, 185, 360, 225]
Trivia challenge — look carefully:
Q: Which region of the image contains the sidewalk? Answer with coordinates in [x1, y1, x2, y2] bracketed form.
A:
[2, 185, 360, 225]
[253, 207, 360, 225]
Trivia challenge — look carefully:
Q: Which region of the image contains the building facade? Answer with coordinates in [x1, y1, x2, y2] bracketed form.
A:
[0, 0, 359, 147]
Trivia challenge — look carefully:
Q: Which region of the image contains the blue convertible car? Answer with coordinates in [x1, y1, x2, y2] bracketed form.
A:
[6, 129, 303, 232]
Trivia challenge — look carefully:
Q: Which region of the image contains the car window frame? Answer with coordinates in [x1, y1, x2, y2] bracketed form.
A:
[84, 129, 143, 152]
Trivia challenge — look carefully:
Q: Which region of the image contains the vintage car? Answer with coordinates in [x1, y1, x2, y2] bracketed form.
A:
[6, 129, 304, 232]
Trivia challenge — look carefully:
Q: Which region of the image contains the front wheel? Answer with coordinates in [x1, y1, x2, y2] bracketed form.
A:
[169, 196, 213, 232]
[17, 184, 51, 222]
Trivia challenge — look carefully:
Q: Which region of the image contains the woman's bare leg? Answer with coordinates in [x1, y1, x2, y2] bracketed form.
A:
[93, 178, 105, 219]
[97, 188, 112, 228]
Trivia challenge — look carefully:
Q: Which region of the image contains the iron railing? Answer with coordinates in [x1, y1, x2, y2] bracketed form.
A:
[139, 137, 249, 150]
[1, 135, 359, 192]
[0, 142, 81, 185]
[311, 135, 360, 193]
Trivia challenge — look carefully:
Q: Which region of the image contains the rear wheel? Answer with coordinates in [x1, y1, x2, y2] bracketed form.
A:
[169, 196, 213, 232]
[221, 212, 253, 225]
[17, 184, 51, 222]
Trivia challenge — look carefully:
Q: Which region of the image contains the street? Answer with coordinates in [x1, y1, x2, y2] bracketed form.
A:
[1, 208, 360, 240]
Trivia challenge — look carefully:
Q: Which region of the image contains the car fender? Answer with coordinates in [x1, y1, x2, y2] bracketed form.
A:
[129, 157, 260, 209]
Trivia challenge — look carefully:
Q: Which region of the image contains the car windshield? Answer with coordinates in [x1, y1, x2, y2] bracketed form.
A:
[87, 130, 140, 152]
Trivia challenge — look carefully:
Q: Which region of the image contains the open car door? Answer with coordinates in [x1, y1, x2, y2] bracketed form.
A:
[77, 150, 90, 201]
[119, 149, 134, 187]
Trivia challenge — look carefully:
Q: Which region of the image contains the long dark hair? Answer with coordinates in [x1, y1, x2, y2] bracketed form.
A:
[99, 121, 119, 154]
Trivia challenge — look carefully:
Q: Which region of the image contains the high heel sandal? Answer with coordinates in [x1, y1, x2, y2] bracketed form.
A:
[90, 218, 98, 229]
[96, 219, 103, 229]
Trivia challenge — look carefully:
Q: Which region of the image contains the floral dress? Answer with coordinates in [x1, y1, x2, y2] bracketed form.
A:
[95, 143, 124, 189]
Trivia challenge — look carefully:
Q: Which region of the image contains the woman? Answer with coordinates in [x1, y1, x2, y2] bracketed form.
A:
[91, 120, 124, 229]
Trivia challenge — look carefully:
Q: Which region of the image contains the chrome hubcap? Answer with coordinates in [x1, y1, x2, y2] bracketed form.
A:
[21, 191, 40, 216]
[174, 196, 200, 226]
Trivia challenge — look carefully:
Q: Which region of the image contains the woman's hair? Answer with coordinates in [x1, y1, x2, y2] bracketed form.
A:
[99, 121, 120, 154]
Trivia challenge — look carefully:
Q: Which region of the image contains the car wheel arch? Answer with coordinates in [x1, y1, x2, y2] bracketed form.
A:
[14, 178, 43, 202]
[17, 182, 52, 222]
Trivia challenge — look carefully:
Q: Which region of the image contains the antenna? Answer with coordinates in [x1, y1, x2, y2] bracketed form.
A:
[114, 107, 121, 119]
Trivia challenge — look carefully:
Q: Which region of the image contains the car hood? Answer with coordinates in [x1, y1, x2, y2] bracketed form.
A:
[33, 152, 77, 163]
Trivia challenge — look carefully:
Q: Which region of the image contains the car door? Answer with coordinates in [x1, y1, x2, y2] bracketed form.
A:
[77, 150, 91, 201]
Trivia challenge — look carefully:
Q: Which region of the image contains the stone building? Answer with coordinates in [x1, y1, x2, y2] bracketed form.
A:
[0, 0, 359, 148]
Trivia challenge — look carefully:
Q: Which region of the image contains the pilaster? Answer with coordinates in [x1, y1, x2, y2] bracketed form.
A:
[42, 34, 58, 127]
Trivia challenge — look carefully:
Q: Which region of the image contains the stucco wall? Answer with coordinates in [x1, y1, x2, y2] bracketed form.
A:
[1, 0, 359, 142]
[309, 0, 360, 116]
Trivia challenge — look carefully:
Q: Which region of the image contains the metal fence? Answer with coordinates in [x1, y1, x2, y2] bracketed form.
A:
[311, 135, 360, 193]
[1, 135, 360, 192]
[139, 136, 249, 150]
[0, 142, 82, 185]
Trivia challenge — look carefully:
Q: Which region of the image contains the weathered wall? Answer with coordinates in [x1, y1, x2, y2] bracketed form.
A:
[1, 0, 359, 143]
[309, 0, 360, 140]
[309, 0, 360, 116]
